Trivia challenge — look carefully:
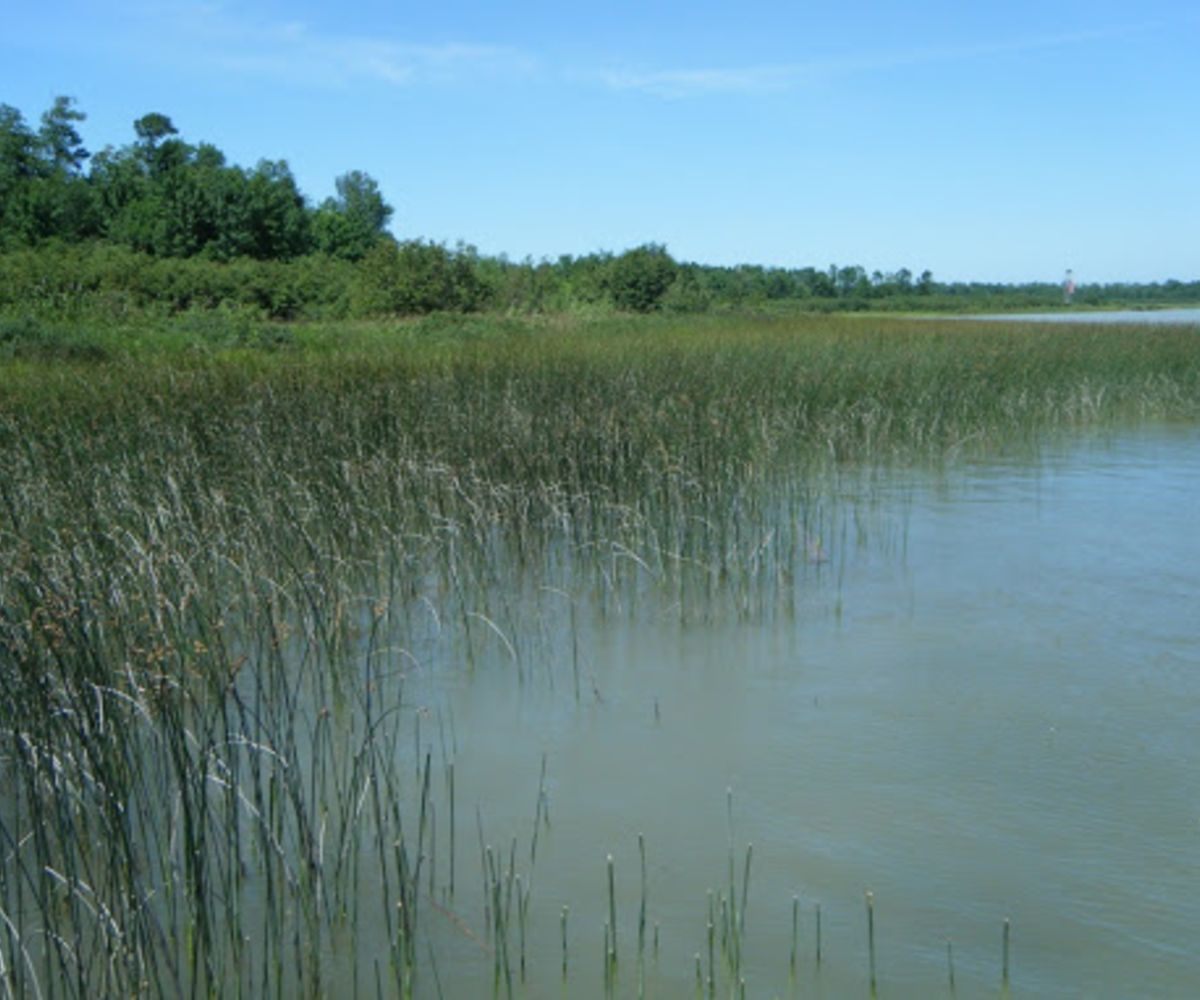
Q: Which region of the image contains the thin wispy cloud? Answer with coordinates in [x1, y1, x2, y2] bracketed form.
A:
[127, 2, 536, 88]
[596, 22, 1162, 99]
[597, 65, 800, 99]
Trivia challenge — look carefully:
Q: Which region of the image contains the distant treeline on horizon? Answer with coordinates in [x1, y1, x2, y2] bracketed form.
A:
[3, 96, 1197, 320]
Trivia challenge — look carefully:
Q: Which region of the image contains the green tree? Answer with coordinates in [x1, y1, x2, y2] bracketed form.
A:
[0, 104, 40, 245]
[239, 160, 311, 259]
[835, 265, 868, 297]
[90, 116, 314, 260]
[133, 112, 178, 148]
[38, 96, 89, 174]
[604, 244, 678, 312]
[660, 264, 715, 312]
[313, 170, 393, 260]
[0, 98, 98, 244]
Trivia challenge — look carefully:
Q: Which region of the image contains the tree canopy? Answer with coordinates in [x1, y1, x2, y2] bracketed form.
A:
[0, 97, 392, 260]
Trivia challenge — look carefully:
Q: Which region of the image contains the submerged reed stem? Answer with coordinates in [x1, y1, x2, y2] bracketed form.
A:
[1002, 916, 1011, 993]
[607, 854, 618, 968]
[866, 890, 876, 997]
[790, 894, 799, 977]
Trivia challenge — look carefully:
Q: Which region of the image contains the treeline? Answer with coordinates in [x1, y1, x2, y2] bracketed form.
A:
[2, 96, 1197, 321]
[1, 98, 393, 261]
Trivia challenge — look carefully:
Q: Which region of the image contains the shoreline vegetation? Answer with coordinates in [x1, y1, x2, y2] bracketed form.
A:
[3, 96, 1199, 326]
[2, 310, 1199, 995]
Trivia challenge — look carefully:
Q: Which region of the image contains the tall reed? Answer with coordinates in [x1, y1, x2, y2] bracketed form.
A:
[2, 311, 1195, 995]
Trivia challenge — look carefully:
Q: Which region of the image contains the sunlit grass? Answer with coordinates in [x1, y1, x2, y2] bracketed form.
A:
[1, 311, 1197, 996]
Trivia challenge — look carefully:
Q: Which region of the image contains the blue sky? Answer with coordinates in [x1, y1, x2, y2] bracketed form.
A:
[4, 1, 1198, 282]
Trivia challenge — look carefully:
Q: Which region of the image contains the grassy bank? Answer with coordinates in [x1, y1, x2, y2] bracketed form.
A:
[1, 312, 1197, 996]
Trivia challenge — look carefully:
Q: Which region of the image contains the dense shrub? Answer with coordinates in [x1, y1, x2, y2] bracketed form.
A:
[0, 314, 109, 361]
[349, 239, 490, 316]
[0, 242, 354, 319]
[603, 243, 679, 312]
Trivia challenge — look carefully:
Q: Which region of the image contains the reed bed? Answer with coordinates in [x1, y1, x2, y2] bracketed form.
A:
[0, 312, 1197, 996]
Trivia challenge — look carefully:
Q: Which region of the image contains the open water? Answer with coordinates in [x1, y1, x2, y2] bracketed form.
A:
[380, 423, 1200, 997]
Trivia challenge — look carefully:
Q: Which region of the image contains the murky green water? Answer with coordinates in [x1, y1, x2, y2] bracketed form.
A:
[365, 424, 1200, 997]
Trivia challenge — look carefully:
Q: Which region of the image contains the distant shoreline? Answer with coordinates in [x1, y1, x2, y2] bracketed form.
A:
[956, 307, 1200, 325]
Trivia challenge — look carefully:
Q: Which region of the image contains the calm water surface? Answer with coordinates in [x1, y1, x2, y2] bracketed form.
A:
[965, 307, 1200, 325]
[393, 424, 1199, 998]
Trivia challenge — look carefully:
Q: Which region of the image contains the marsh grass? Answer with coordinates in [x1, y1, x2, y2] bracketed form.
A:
[0, 312, 1197, 995]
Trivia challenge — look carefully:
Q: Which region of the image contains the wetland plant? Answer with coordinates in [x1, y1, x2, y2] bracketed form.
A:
[1, 312, 1195, 995]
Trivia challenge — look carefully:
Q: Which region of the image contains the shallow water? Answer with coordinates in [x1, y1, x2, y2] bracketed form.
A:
[363, 424, 1200, 998]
